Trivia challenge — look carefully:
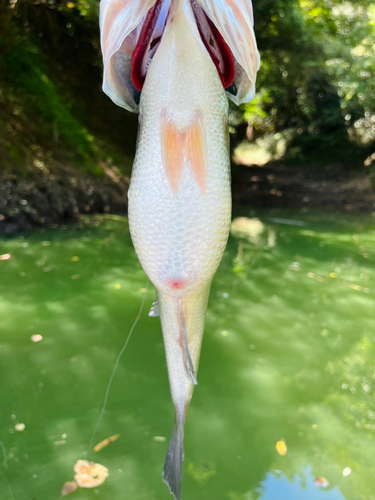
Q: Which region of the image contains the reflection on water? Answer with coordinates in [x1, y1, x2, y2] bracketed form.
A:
[259, 468, 346, 500]
[0, 211, 374, 500]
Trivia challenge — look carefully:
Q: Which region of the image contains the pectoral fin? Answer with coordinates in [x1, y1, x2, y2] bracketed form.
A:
[196, 0, 260, 104]
[100, 0, 158, 111]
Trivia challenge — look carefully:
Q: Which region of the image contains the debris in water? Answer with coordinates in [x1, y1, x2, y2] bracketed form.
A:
[74, 460, 109, 488]
[114, 284, 122, 290]
[31, 334, 43, 343]
[343, 467, 352, 477]
[15, 423, 25, 432]
[93, 434, 120, 452]
[153, 436, 166, 442]
[0, 254, 11, 260]
[61, 481, 78, 496]
[71, 256, 80, 262]
[71, 275, 81, 280]
[275, 440, 287, 456]
[268, 217, 306, 226]
[289, 262, 300, 271]
[314, 477, 329, 488]
[307, 272, 326, 283]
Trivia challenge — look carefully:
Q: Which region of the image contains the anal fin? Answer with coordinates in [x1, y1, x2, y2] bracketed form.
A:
[179, 301, 198, 386]
[163, 418, 184, 500]
[148, 299, 160, 317]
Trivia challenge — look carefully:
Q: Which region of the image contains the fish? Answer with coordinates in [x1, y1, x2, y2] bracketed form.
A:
[99, 0, 260, 498]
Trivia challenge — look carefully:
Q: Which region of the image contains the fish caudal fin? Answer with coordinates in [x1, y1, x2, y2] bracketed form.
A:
[163, 417, 184, 500]
[179, 300, 198, 386]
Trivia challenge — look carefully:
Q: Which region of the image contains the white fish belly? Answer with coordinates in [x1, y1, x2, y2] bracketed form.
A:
[128, 1, 231, 298]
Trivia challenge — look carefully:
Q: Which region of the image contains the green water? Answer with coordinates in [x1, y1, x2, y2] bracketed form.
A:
[0, 211, 375, 500]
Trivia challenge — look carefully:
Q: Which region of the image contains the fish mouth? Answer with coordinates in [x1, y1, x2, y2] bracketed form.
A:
[131, 0, 235, 91]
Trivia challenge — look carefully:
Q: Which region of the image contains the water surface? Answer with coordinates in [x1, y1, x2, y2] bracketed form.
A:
[0, 210, 374, 500]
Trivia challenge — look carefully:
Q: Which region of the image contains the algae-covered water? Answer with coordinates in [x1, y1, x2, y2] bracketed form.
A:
[1, 211, 375, 500]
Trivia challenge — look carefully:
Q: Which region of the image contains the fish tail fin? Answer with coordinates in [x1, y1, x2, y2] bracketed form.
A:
[163, 414, 184, 500]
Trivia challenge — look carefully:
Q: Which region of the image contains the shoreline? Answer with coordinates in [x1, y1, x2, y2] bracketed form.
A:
[1, 162, 374, 234]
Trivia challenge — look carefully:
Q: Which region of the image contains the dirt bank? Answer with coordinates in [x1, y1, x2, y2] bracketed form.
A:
[232, 162, 375, 213]
[1, 161, 374, 233]
[0, 163, 128, 233]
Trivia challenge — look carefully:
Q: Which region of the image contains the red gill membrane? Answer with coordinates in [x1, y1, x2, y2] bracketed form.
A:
[131, 0, 164, 91]
[131, 0, 235, 91]
[191, 0, 235, 89]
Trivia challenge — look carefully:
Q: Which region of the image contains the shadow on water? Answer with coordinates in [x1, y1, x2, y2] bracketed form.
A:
[0, 211, 374, 500]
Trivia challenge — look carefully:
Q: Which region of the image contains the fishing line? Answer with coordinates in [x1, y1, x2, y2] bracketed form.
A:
[0, 441, 7, 468]
[88, 279, 150, 450]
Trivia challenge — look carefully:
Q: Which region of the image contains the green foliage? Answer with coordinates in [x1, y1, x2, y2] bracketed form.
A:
[1, 0, 374, 172]
[0, 0, 135, 176]
[3, 38, 96, 161]
[245, 0, 375, 164]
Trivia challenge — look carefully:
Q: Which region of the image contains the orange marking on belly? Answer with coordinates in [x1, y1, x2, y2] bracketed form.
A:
[186, 112, 208, 194]
[161, 111, 186, 195]
[160, 110, 208, 195]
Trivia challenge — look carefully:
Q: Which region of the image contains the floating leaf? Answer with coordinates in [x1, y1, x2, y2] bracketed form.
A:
[61, 481, 78, 496]
[94, 434, 120, 452]
[276, 440, 287, 456]
[74, 460, 109, 488]
[71, 256, 80, 262]
[0, 254, 11, 261]
[314, 477, 329, 488]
